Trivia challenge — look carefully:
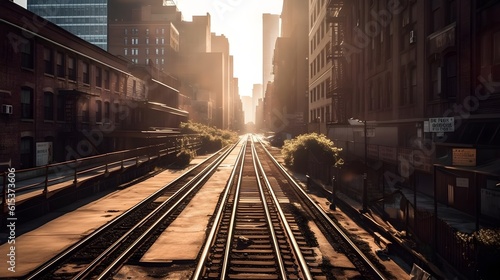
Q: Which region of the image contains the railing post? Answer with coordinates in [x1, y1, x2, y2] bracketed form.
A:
[43, 165, 49, 194]
[121, 153, 124, 171]
[105, 153, 109, 174]
[73, 159, 78, 184]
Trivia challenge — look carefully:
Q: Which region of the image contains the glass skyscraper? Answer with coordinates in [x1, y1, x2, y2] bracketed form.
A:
[27, 0, 108, 50]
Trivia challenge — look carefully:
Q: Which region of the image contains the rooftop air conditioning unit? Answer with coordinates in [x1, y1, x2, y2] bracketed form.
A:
[1, 104, 13, 114]
[409, 30, 416, 44]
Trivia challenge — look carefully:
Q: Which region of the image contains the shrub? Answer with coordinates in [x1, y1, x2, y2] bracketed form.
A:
[281, 133, 343, 173]
[179, 121, 238, 153]
[176, 148, 195, 166]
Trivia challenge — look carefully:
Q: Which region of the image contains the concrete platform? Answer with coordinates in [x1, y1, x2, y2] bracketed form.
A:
[140, 151, 239, 263]
[0, 155, 210, 278]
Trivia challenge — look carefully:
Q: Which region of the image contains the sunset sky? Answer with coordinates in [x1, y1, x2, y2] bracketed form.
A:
[14, 0, 284, 96]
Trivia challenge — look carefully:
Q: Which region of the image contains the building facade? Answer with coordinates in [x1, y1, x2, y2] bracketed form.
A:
[262, 13, 280, 99]
[322, 0, 500, 278]
[27, 0, 108, 50]
[268, 0, 308, 137]
[0, 1, 187, 170]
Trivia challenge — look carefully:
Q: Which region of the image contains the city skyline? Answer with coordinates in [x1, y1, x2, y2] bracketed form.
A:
[13, 0, 284, 97]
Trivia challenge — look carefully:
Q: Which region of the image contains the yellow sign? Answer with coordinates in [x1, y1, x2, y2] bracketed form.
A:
[452, 148, 476, 166]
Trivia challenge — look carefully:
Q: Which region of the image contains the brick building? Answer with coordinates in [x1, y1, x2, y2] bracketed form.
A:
[0, 1, 187, 170]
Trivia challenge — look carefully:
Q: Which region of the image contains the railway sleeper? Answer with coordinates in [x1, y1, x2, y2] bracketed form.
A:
[227, 273, 279, 279]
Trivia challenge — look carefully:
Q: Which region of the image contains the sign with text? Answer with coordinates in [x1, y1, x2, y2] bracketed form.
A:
[429, 117, 454, 132]
[452, 148, 476, 166]
[36, 142, 53, 166]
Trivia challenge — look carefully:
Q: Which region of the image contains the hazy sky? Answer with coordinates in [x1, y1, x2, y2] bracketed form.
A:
[13, 0, 284, 96]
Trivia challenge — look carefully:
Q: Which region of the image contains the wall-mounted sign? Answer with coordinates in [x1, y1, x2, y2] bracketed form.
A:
[36, 142, 53, 166]
[452, 148, 476, 166]
[429, 117, 454, 132]
[456, 178, 469, 188]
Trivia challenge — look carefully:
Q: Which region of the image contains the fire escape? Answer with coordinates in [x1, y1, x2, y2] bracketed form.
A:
[326, 0, 347, 124]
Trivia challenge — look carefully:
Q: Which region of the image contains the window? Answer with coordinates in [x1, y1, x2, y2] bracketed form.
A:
[96, 67, 102, 87]
[44, 92, 54, 120]
[114, 73, 120, 92]
[447, 0, 457, 25]
[21, 39, 34, 69]
[20, 137, 34, 168]
[81, 100, 89, 123]
[82, 62, 89, 84]
[114, 103, 120, 124]
[104, 70, 110, 89]
[133, 80, 137, 95]
[56, 52, 65, 78]
[444, 53, 457, 98]
[44, 47, 54, 75]
[400, 68, 408, 105]
[95, 100, 102, 123]
[68, 56, 76, 81]
[21, 87, 33, 119]
[104, 101, 110, 122]
[431, 0, 441, 32]
[430, 60, 441, 100]
[410, 67, 417, 104]
[57, 95, 65, 121]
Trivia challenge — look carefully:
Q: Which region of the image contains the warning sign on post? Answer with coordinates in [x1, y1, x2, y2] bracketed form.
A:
[429, 117, 455, 132]
[452, 148, 476, 166]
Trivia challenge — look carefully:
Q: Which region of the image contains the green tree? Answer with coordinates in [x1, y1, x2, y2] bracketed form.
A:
[281, 133, 343, 173]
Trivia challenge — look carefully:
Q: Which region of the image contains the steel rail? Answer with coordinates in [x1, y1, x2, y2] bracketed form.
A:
[249, 137, 290, 280]
[251, 135, 314, 280]
[81, 140, 240, 280]
[219, 137, 248, 280]
[191, 137, 248, 279]
[256, 137, 388, 280]
[25, 143, 234, 280]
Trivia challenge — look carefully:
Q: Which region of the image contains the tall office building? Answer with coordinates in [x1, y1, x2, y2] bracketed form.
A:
[27, 0, 108, 50]
[262, 13, 280, 98]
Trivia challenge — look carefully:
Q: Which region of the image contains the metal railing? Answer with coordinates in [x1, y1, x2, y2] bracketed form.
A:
[1, 135, 201, 210]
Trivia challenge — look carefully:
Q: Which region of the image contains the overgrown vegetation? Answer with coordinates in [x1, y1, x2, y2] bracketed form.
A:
[281, 133, 343, 173]
[456, 228, 500, 277]
[179, 121, 238, 154]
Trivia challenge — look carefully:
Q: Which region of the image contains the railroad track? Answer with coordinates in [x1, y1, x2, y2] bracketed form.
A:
[193, 136, 315, 279]
[23, 135, 390, 279]
[194, 135, 387, 279]
[24, 142, 236, 280]
[255, 136, 387, 280]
